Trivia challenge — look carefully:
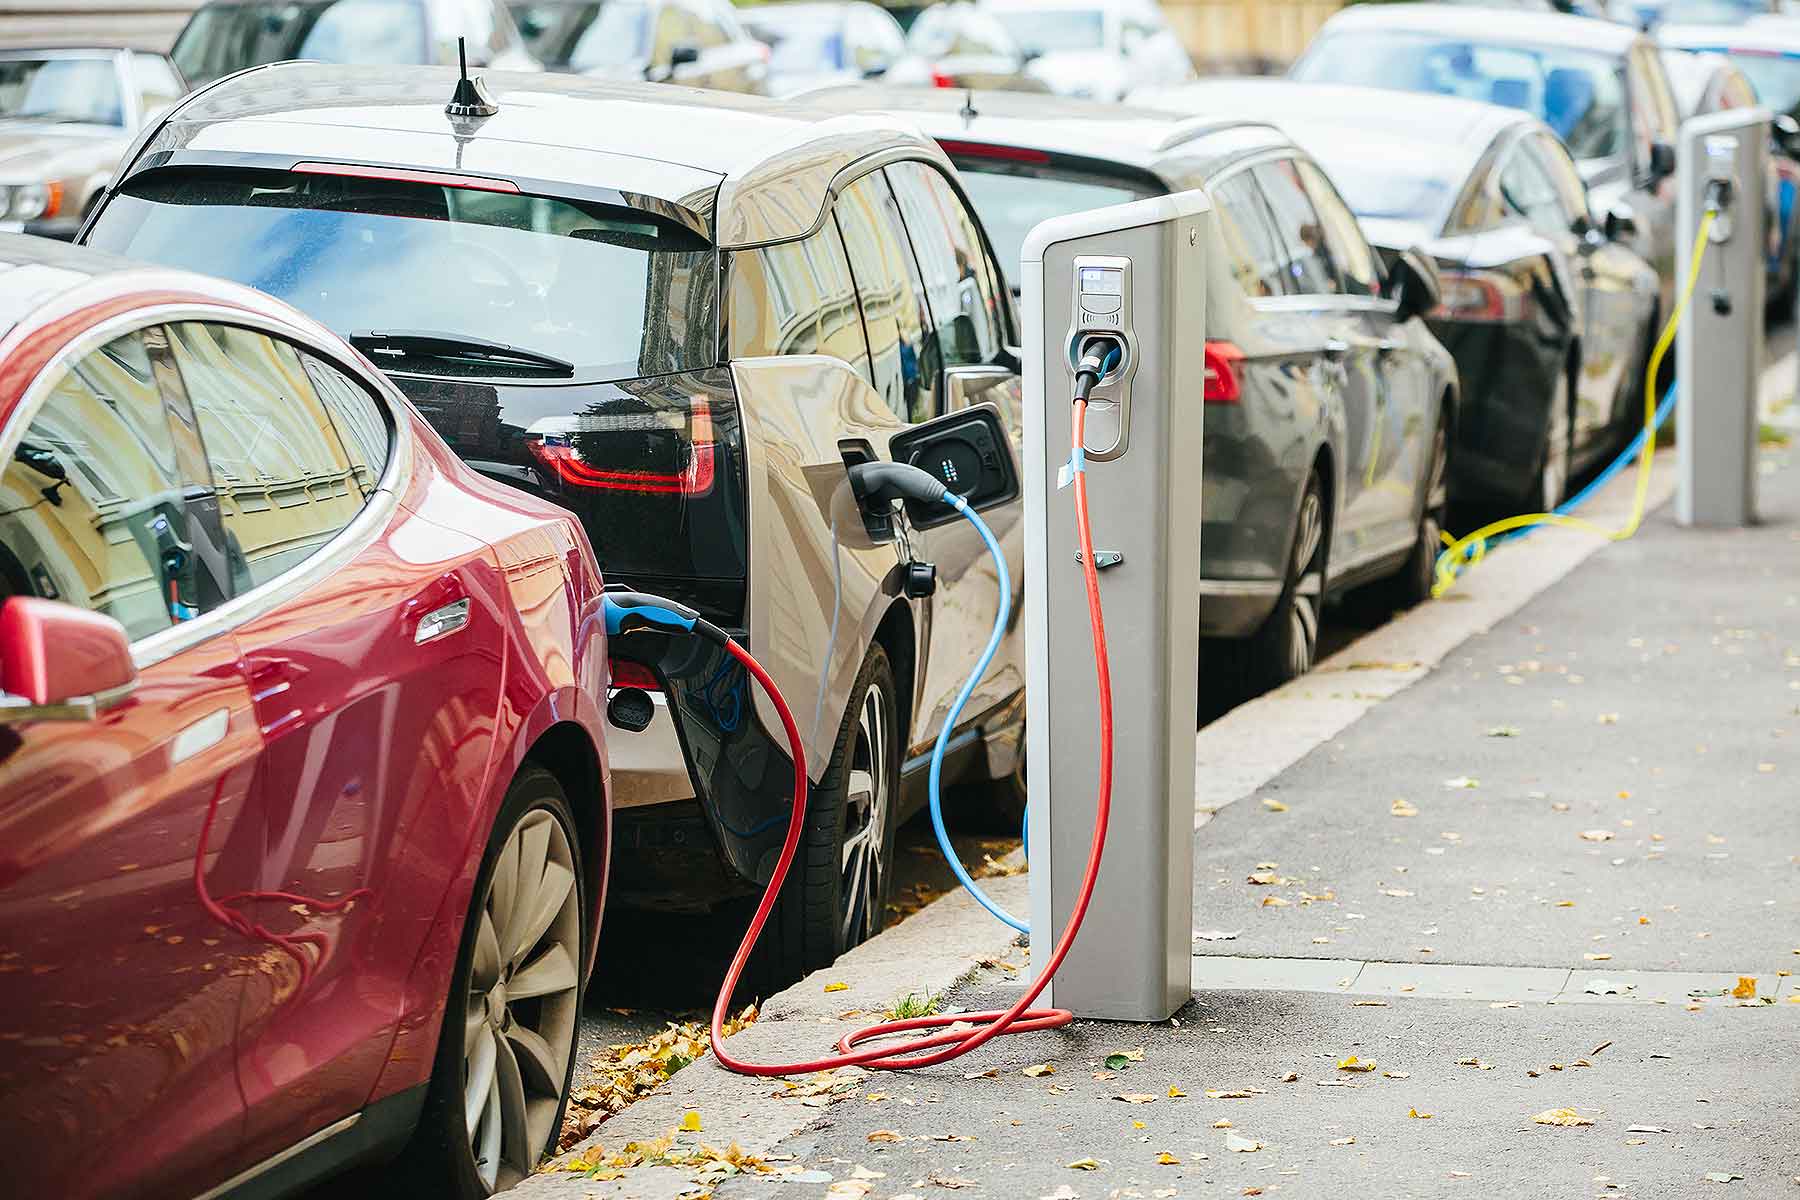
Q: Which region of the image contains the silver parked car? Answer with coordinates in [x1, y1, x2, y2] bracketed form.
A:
[808, 87, 1460, 690]
[1293, 4, 1685, 323]
[510, 0, 770, 91]
[82, 65, 1028, 983]
[980, 0, 1195, 100]
[738, 1, 909, 97]
[0, 48, 185, 239]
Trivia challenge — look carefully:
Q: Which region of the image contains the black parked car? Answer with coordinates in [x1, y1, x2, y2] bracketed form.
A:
[1141, 79, 1660, 511]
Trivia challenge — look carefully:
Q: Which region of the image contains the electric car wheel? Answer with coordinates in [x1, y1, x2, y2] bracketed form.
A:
[1534, 369, 1572, 512]
[400, 767, 586, 1198]
[754, 645, 899, 990]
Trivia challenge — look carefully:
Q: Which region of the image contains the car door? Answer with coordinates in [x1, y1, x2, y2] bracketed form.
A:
[1253, 156, 1395, 563]
[160, 320, 496, 1163]
[0, 323, 262, 1200]
[883, 160, 1024, 734]
[1626, 43, 1683, 310]
[1297, 156, 1435, 542]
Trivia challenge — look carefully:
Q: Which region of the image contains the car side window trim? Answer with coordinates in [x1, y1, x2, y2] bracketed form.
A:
[0, 303, 410, 672]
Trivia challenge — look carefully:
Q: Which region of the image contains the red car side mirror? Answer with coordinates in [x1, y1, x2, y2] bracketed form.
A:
[0, 597, 136, 722]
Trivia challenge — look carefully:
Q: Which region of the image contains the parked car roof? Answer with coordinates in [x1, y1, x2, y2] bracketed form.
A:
[127, 62, 946, 248]
[1313, 2, 1645, 53]
[1660, 18, 1800, 50]
[799, 85, 1285, 177]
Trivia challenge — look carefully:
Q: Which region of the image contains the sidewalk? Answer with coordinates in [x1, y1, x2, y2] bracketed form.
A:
[526, 448, 1798, 1200]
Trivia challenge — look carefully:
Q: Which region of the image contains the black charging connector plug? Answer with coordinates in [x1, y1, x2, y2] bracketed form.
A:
[1073, 334, 1125, 403]
[1703, 176, 1733, 215]
[848, 460, 949, 509]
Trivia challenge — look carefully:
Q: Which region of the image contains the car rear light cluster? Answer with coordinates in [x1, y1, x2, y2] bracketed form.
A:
[525, 397, 716, 496]
[1203, 340, 1244, 405]
[610, 658, 661, 691]
[1431, 269, 1532, 323]
[930, 69, 957, 88]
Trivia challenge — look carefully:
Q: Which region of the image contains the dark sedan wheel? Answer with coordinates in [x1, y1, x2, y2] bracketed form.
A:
[1535, 370, 1572, 512]
[1215, 472, 1327, 695]
[751, 645, 899, 991]
[403, 767, 586, 1198]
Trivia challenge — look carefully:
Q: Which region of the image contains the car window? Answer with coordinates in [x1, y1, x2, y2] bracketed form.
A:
[1296, 160, 1379, 298]
[1208, 171, 1291, 299]
[728, 221, 872, 382]
[1500, 139, 1573, 238]
[947, 159, 1160, 293]
[297, 0, 431, 65]
[0, 330, 209, 639]
[129, 53, 183, 115]
[1526, 133, 1592, 229]
[837, 172, 937, 423]
[562, 1, 651, 69]
[166, 322, 373, 591]
[1253, 159, 1339, 296]
[297, 355, 394, 494]
[884, 162, 1006, 368]
[911, 8, 1009, 58]
[0, 55, 124, 126]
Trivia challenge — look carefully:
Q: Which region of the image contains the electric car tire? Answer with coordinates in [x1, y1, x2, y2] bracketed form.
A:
[753, 645, 900, 991]
[399, 767, 587, 1198]
[1214, 471, 1327, 696]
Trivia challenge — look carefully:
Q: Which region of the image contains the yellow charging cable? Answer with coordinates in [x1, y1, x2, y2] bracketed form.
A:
[1431, 207, 1718, 598]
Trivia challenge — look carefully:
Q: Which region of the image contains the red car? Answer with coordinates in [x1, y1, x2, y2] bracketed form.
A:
[0, 236, 611, 1199]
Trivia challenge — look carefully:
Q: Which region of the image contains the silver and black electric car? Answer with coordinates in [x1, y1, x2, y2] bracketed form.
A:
[83, 65, 1030, 984]
[809, 87, 1460, 691]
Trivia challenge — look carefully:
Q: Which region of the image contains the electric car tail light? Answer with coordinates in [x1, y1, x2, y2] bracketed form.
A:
[610, 658, 661, 691]
[940, 140, 1052, 165]
[525, 398, 716, 496]
[930, 69, 957, 88]
[1203, 340, 1244, 404]
[1432, 269, 1530, 323]
[291, 161, 521, 194]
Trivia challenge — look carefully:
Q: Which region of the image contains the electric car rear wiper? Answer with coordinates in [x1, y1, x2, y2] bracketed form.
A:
[349, 330, 575, 376]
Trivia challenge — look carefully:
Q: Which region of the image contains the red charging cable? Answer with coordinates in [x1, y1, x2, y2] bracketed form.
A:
[709, 399, 1114, 1076]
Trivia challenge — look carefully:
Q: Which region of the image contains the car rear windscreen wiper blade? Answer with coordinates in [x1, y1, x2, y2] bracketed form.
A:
[350, 329, 575, 376]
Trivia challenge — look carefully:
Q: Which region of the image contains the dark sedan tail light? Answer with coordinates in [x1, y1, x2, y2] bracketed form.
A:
[1203, 340, 1244, 405]
[1432, 269, 1531, 323]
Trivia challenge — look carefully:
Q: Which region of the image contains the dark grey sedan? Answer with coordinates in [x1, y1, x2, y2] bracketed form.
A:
[1137, 79, 1661, 512]
[810, 87, 1461, 690]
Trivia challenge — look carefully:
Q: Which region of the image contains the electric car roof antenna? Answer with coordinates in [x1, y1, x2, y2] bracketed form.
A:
[446, 37, 499, 119]
[960, 88, 979, 124]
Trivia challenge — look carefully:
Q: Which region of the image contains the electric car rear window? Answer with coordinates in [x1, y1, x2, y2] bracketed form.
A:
[949, 160, 1160, 291]
[88, 169, 718, 384]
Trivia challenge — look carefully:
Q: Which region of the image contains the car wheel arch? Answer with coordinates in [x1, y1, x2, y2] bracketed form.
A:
[871, 598, 917, 751]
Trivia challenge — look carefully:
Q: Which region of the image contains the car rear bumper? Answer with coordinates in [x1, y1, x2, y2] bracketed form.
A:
[1199, 578, 1281, 638]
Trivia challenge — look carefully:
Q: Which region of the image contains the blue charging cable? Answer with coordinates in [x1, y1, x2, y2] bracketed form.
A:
[924, 493, 1027, 932]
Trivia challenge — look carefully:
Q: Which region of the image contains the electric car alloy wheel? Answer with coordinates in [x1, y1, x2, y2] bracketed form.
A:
[407, 767, 586, 1197]
[1281, 481, 1327, 681]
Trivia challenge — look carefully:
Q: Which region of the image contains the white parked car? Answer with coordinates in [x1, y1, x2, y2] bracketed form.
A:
[979, 0, 1194, 100]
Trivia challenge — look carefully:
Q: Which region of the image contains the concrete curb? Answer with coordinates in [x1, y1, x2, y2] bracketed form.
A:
[522, 451, 1680, 1196]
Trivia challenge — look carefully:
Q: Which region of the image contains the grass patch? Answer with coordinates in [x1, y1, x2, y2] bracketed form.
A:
[1759, 422, 1792, 446]
[884, 991, 940, 1020]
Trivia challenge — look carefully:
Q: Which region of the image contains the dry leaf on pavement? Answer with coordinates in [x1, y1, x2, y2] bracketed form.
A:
[1023, 1063, 1055, 1077]
[1337, 1056, 1376, 1072]
[1330, 1136, 1356, 1146]
[1066, 1158, 1101, 1171]
[1731, 976, 1758, 999]
[1262, 798, 1289, 812]
[1408, 1108, 1433, 1119]
[1532, 1108, 1595, 1126]
[1116, 1093, 1158, 1104]
[1391, 799, 1419, 818]
[866, 1130, 902, 1143]
[1155, 1152, 1181, 1165]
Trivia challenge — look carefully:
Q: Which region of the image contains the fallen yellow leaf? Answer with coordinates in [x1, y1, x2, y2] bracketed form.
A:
[1329, 1136, 1355, 1146]
[823, 982, 849, 993]
[1261, 896, 1290, 908]
[1023, 1063, 1055, 1077]
[1262, 798, 1289, 812]
[1155, 1151, 1181, 1165]
[1168, 1085, 1187, 1098]
[1731, 976, 1758, 999]
[1408, 1108, 1433, 1119]
[1532, 1107, 1594, 1127]
[680, 1111, 702, 1132]
[1391, 798, 1419, 818]
[1131, 1120, 1145, 1129]
[866, 1130, 902, 1143]
[1336, 1056, 1376, 1072]
[1067, 1158, 1101, 1171]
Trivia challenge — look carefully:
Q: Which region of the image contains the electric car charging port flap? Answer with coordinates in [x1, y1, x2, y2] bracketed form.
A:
[885, 403, 1022, 531]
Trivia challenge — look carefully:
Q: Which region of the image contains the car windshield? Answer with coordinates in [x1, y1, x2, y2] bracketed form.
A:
[0, 57, 123, 126]
[743, 15, 845, 73]
[86, 169, 716, 382]
[564, 1, 652, 70]
[1719, 51, 1800, 116]
[949, 160, 1159, 288]
[992, 9, 1105, 54]
[1295, 32, 1629, 160]
[172, 0, 428, 85]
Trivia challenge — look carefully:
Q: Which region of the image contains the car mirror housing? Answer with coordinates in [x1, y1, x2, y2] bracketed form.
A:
[1774, 113, 1800, 159]
[669, 43, 701, 69]
[1648, 140, 1677, 184]
[1389, 246, 1442, 322]
[884, 403, 1021, 531]
[0, 597, 136, 723]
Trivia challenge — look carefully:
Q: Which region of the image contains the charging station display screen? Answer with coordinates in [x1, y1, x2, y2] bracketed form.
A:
[1079, 267, 1123, 295]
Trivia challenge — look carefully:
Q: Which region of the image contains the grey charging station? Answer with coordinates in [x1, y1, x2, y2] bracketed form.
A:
[1676, 108, 1767, 528]
[1022, 192, 1210, 1022]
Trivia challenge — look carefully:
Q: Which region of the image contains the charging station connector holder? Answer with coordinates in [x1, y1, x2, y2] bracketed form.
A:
[1023, 192, 1210, 1023]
